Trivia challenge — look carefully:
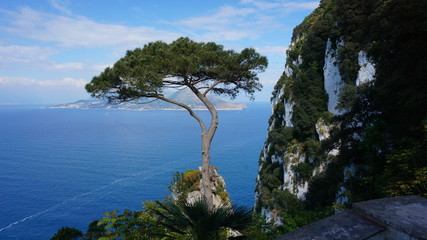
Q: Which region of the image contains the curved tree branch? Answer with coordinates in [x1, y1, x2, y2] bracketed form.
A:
[203, 80, 226, 96]
[186, 85, 218, 140]
[154, 94, 207, 133]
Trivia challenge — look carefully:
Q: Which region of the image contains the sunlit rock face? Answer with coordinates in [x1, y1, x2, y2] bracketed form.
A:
[284, 99, 294, 127]
[315, 118, 331, 141]
[356, 50, 376, 86]
[323, 38, 345, 115]
[270, 87, 284, 113]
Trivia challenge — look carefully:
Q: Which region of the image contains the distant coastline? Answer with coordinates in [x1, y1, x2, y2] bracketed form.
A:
[47, 89, 247, 111]
[47, 101, 247, 111]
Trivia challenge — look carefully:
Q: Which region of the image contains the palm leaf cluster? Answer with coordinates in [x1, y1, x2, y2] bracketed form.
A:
[151, 198, 252, 240]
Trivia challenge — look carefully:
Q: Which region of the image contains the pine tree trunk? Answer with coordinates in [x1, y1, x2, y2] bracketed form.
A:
[192, 89, 219, 210]
[201, 133, 214, 209]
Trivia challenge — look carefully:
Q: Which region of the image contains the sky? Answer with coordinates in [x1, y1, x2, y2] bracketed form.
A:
[0, 0, 319, 104]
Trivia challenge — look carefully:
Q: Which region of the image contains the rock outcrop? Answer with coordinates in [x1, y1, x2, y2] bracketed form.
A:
[186, 167, 230, 209]
[171, 167, 230, 208]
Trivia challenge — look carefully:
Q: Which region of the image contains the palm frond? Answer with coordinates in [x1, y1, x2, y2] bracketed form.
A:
[150, 198, 253, 239]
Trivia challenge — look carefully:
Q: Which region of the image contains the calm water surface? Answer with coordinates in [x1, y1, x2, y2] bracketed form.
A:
[0, 103, 270, 239]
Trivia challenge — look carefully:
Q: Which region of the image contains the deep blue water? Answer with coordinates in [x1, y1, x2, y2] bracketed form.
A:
[0, 103, 270, 239]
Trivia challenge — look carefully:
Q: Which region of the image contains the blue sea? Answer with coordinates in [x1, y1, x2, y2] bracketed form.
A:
[0, 103, 270, 239]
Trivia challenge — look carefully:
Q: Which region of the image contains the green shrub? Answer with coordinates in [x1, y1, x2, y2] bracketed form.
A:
[50, 227, 83, 240]
[183, 169, 201, 190]
[169, 170, 202, 201]
[292, 162, 314, 182]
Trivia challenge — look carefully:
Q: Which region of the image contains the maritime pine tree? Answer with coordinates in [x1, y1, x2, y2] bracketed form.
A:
[86, 37, 267, 208]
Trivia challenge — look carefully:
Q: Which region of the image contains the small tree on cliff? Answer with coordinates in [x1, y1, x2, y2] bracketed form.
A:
[86, 37, 267, 208]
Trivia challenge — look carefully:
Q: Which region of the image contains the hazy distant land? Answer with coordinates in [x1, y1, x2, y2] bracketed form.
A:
[48, 89, 247, 111]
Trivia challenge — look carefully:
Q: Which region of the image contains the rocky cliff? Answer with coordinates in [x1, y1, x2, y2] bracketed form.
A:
[255, 0, 426, 222]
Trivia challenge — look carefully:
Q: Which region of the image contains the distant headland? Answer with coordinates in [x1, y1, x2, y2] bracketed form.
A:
[48, 89, 247, 111]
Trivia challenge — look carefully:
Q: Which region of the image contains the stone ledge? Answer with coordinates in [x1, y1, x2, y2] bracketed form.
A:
[353, 195, 427, 239]
[275, 196, 427, 240]
[275, 210, 384, 240]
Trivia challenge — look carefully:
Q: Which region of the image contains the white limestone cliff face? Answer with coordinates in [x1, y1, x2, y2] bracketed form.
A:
[315, 118, 332, 141]
[284, 99, 294, 127]
[258, 144, 310, 222]
[256, 34, 379, 218]
[282, 142, 309, 200]
[257, 37, 353, 212]
[284, 64, 293, 77]
[333, 50, 376, 208]
[271, 87, 285, 113]
[261, 207, 282, 225]
[255, 0, 383, 219]
[313, 118, 337, 175]
[269, 86, 294, 129]
[324, 39, 345, 115]
[268, 86, 285, 132]
[280, 122, 342, 201]
[281, 51, 299, 128]
[356, 50, 376, 86]
[255, 36, 309, 218]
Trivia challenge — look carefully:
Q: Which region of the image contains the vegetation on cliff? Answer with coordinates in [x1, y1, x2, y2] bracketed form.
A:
[51, 171, 280, 239]
[256, 0, 426, 233]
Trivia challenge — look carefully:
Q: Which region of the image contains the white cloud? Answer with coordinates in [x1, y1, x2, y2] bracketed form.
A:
[51, 62, 84, 70]
[49, 0, 72, 15]
[3, 7, 181, 48]
[0, 76, 89, 104]
[1, 4, 312, 50]
[0, 45, 87, 71]
[178, 6, 256, 31]
[0, 76, 86, 88]
[201, 30, 258, 42]
[43, 77, 86, 87]
[281, 1, 319, 11]
[240, 0, 281, 10]
[173, 1, 318, 42]
[240, 0, 319, 12]
[255, 46, 288, 55]
[91, 64, 112, 72]
[0, 45, 56, 64]
[173, 5, 280, 42]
